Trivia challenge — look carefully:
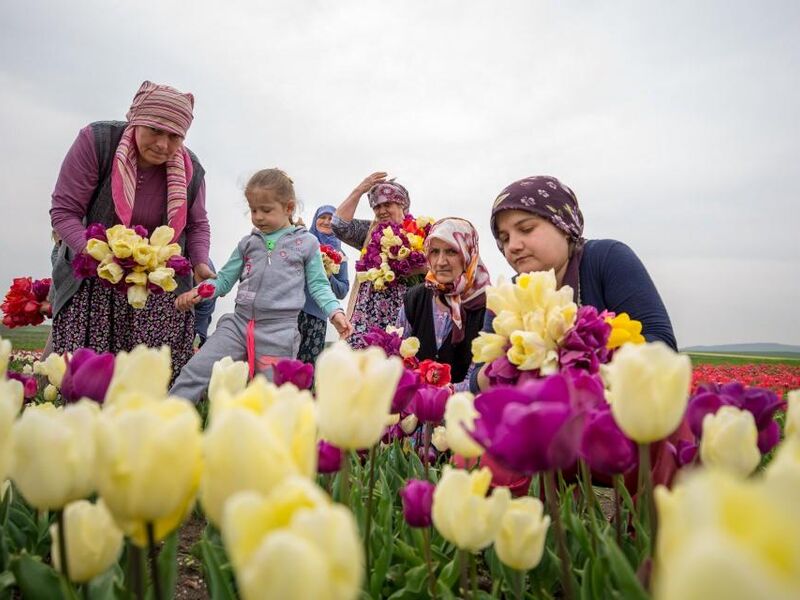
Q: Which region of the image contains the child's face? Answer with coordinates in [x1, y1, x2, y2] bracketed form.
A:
[247, 189, 294, 234]
[494, 210, 570, 284]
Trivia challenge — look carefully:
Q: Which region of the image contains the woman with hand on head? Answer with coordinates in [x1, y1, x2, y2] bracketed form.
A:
[397, 218, 490, 391]
[332, 172, 424, 349]
[49, 80, 213, 378]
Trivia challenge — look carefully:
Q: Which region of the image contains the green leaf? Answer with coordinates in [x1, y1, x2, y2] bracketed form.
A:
[144, 530, 178, 600]
[438, 555, 460, 590]
[86, 564, 123, 600]
[604, 537, 649, 600]
[197, 537, 237, 600]
[9, 553, 66, 599]
[369, 541, 393, 597]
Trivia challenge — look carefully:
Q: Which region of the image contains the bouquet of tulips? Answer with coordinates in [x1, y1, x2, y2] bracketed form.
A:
[1, 277, 51, 327]
[72, 223, 191, 309]
[355, 214, 434, 291]
[471, 269, 646, 386]
[319, 244, 344, 277]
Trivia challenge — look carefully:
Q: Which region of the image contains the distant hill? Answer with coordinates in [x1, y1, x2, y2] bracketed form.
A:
[682, 342, 800, 356]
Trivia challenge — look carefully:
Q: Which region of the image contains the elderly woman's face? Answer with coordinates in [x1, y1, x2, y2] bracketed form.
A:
[134, 125, 184, 167]
[373, 201, 405, 224]
[495, 210, 570, 284]
[315, 213, 333, 234]
[427, 238, 465, 285]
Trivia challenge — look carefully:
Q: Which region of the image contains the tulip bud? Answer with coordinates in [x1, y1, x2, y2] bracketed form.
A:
[59, 348, 115, 404]
[105, 345, 171, 406]
[315, 343, 402, 450]
[43, 384, 59, 403]
[494, 497, 551, 571]
[207, 357, 249, 406]
[400, 479, 434, 527]
[399, 337, 420, 359]
[700, 406, 760, 477]
[604, 342, 691, 443]
[786, 390, 800, 439]
[317, 440, 343, 474]
[412, 385, 449, 423]
[431, 426, 449, 452]
[432, 467, 511, 552]
[1, 382, 21, 485]
[273, 359, 314, 390]
[10, 400, 99, 510]
[43, 352, 67, 388]
[400, 413, 419, 435]
[50, 499, 123, 583]
[444, 392, 484, 459]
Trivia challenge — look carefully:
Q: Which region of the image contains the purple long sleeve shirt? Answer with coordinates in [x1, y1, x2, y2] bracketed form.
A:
[50, 125, 211, 267]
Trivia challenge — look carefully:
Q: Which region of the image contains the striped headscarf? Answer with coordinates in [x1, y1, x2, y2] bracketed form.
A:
[111, 81, 195, 241]
[424, 218, 491, 343]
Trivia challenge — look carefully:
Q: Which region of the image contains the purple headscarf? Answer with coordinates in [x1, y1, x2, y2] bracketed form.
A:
[490, 175, 585, 301]
[368, 181, 410, 212]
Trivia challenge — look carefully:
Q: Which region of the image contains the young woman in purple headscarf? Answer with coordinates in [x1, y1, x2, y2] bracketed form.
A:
[331, 172, 425, 349]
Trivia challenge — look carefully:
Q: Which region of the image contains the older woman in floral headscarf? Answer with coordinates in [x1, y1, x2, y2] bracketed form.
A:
[49, 80, 212, 378]
[332, 172, 425, 348]
[397, 218, 490, 390]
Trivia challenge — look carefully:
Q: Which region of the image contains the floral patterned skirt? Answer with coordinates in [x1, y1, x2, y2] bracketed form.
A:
[297, 311, 327, 364]
[348, 280, 409, 349]
[52, 278, 195, 382]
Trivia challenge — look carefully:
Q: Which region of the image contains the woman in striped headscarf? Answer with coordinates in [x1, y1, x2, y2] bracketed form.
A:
[49, 81, 213, 379]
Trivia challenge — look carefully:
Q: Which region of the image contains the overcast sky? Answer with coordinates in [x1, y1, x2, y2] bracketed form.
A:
[1, 0, 798, 347]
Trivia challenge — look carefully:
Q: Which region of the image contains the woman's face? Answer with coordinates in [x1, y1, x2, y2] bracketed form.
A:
[134, 125, 183, 167]
[427, 238, 465, 285]
[315, 213, 333, 234]
[373, 201, 405, 224]
[494, 210, 570, 283]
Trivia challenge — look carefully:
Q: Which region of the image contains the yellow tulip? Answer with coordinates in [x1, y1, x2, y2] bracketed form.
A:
[315, 343, 402, 450]
[0, 337, 11, 373]
[10, 400, 99, 510]
[108, 237, 136, 260]
[50, 499, 123, 583]
[508, 330, 557, 373]
[43, 384, 59, 403]
[494, 496, 550, 571]
[786, 390, 800, 439]
[148, 267, 178, 292]
[149, 225, 175, 248]
[400, 414, 419, 435]
[207, 357, 249, 406]
[97, 257, 123, 284]
[105, 345, 172, 406]
[606, 312, 645, 349]
[491, 310, 524, 338]
[654, 469, 800, 600]
[432, 467, 511, 552]
[471, 332, 507, 363]
[763, 437, 800, 509]
[86, 238, 112, 262]
[132, 242, 159, 269]
[43, 352, 67, 388]
[156, 243, 182, 264]
[95, 396, 202, 546]
[431, 426, 449, 452]
[104, 224, 134, 244]
[399, 337, 420, 359]
[444, 392, 484, 459]
[126, 285, 148, 309]
[222, 484, 362, 600]
[604, 342, 691, 443]
[700, 406, 760, 477]
[208, 374, 275, 421]
[1, 380, 22, 486]
[124, 271, 147, 286]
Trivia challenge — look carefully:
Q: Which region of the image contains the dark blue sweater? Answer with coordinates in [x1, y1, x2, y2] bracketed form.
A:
[469, 239, 676, 392]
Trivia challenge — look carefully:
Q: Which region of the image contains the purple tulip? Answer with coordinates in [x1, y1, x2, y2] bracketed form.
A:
[580, 409, 637, 476]
[60, 348, 115, 404]
[411, 385, 450, 423]
[114, 256, 138, 270]
[392, 368, 421, 414]
[471, 374, 585, 474]
[758, 420, 781, 454]
[485, 355, 519, 387]
[363, 327, 402, 357]
[166, 255, 193, 277]
[273, 359, 314, 390]
[31, 279, 51, 303]
[71, 253, 100, 279]
[559, 306, 611, 373]
[675, 440, 699, 467]
[686, 389, 724, 438]
[400, 479, 435, 527]
[317, 440, 343, 474]
[133, 225, 149, 238]
[417, 444, 438, 464]
[564, 369, 606, 412]
[7, 372, 38, 400]
[382, 423, 406, 444]
[84, 223, 107, 241]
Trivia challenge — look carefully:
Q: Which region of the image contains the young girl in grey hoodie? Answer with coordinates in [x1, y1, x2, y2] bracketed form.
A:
[170, 169, 352, 403]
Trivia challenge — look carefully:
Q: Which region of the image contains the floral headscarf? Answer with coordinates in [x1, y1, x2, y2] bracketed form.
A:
[423, 218, 491, 343]
[111, 81, 196, 241]
[368, 181, 410, 212]
[490, 175, 585, 301]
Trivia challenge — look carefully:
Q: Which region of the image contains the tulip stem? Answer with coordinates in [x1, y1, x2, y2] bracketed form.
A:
[637, 444, 657, 552]
[613, 474, 623, 546]
[459, 549, 469, 599]
[147, 522, 163, 600]
[544, 470, 574, 600]
[364, 444, 377, 574]
[579, 460, 599, 555]
[512, 569, 525, 600]
[469, 552, 478, 597]
[338, 452, 351, 504]
[57, 509, 70, 582]
[423, 423, 432, 481]
[128, 543, 144, 600]
[422, 527, 437, 599]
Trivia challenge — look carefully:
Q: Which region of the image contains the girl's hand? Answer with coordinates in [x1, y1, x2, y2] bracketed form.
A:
[354, 172, 388, 197]
[193, 263, 217, 284]
[175, 289, 202, 312]
[331, 312, 353, 339]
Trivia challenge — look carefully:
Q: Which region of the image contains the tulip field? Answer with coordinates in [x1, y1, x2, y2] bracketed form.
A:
[2, 283, 800, 599]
